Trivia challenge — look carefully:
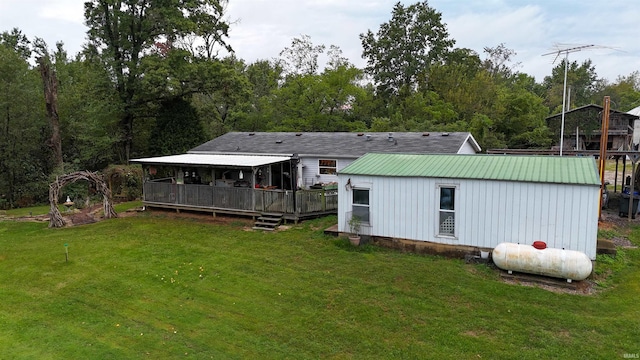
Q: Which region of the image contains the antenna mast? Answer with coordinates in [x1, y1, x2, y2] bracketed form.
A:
[542, 44, 604, 156]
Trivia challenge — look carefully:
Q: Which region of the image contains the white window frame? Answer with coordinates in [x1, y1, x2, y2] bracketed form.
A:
[318, 159, 337, 175]
[352, 187, 370, 224]
[436, 184, 458, 239]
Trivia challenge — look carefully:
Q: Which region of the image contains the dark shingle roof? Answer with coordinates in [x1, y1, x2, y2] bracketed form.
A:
[189, 132, 479, 157]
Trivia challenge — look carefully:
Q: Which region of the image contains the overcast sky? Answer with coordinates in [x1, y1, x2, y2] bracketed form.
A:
[1, 0, 639, 82]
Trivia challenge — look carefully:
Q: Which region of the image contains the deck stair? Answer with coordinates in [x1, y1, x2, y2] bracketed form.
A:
[253, 212, 283, 231]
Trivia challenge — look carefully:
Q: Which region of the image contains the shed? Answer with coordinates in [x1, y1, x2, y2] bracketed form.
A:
[337, 154, 600, 259]
[545, 104, 638, 151]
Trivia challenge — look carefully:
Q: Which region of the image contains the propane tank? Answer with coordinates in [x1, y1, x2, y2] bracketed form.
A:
[492, 242, 592, 282]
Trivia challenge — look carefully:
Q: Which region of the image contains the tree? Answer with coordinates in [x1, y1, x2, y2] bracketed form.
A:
[33, 38, 63, 171]
[594, 72, 640, 111]
[542, 59, 599, 113]
[84, 0, 232, 162]
[54, 47, 121, 171]
[360, 1, 454, 97]
[279, 34, 326, 77]
[482, 43, 521, 81]
[0, 28, 31, 60]
[0, 44, 50, 208]
[149, 97, 206, 156]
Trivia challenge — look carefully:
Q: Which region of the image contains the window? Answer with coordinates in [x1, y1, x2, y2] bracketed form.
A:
[319, 159, 337, 175]
[352, 188, 370, 223]
[438, 186, 456, 236]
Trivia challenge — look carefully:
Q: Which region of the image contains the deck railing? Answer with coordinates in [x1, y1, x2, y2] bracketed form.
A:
[142, 182, 337, 215]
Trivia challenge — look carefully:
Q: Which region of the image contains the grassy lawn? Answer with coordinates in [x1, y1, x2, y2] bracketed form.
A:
[0, 210, 639, 359]
[1, 201, 142, 217]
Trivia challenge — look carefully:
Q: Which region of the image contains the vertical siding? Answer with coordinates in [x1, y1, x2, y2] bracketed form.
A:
[338, 174, 599, 259]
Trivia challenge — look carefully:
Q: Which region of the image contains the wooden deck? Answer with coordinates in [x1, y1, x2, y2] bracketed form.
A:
[142, 182, 338, 222]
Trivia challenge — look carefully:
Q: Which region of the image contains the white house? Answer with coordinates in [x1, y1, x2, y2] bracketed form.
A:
[189, 131, 480, 188]
[132, 132, 480, 222]
[337, 153, 600, 260]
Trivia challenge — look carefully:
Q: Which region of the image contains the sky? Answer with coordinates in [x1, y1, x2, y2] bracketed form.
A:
[1, 0, 639, 82]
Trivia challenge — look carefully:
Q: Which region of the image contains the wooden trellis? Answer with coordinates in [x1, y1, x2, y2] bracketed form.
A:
[49, 171, 118, 228]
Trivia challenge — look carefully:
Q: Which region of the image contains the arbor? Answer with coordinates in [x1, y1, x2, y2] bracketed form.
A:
[360, 1, 454, 97]
[84, 0, 232, 162]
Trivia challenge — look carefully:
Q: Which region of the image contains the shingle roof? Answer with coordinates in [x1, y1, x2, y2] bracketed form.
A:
[339, 153, 600, 186]
[189, 132, 479, 157]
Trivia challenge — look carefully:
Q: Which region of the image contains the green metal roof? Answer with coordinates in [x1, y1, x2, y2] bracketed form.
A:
[339, 154, 601, 186]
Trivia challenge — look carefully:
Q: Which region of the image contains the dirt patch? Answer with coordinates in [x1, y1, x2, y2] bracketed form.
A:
[501, 276, 596, 295]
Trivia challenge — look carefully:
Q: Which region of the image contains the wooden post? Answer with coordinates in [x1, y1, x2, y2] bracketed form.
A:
[599, 96, 610, 219]
[630, 160, 636, 221]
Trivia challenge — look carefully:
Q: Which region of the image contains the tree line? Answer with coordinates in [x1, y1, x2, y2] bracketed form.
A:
[1, 0, 639, 208]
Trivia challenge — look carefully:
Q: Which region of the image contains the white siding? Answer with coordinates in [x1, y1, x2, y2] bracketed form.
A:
[456, 140, 477, 154]
[300, 157, 355, 187]
[338, 175, 599, 259]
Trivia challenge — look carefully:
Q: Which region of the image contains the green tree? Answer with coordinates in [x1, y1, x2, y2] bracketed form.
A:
[594, 72, 640, 111]
[496, 89, 551, 148]
[54, 46, 121, 170]
[84, 0, 231, 162]
[482, 43, 521, 82]
[279, 34, 326, 76]
[149, 97, 206, 155]
[360, 1, 454, 97]
[0, 28, 31, 60]
[0, 43, 49, 208]
[543, 59, 599, 113]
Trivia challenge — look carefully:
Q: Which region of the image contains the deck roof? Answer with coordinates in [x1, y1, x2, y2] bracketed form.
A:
[131, 154, 291, 167]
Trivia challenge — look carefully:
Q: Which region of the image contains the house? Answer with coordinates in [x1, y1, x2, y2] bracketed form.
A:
[337, 153, 600, 260]
[132, 132, 480, 222]
[189, 132, 481, 187]
[546, 104, 639, 151]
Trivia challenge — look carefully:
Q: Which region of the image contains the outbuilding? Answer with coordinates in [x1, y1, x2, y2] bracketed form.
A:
[337, 153, 600, 260]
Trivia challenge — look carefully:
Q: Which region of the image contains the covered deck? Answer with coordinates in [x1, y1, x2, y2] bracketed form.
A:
[132, 153, 337, 222]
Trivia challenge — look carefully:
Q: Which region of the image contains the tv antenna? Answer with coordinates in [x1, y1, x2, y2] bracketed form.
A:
[542, 43, 609, 156]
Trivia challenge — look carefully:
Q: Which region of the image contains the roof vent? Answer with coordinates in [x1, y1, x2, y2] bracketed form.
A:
[248, 133, 255, 136]
[388, 133, 394, 142]
[442, 133, 449, 136]
[276, 140, 283, 144]
[295, 133, 302, 136]
[366, 134, 372, 141]
[422, 132, 430, 136]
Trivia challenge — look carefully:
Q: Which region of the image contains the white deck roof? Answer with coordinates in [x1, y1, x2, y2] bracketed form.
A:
[131, 154, 291, 167]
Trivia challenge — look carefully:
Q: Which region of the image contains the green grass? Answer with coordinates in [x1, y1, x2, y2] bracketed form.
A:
[1, 212, 639, 359]
[2, 201, 141, 217]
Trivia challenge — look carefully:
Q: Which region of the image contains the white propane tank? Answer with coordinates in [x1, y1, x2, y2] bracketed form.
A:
[492, 242, 592, 282]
